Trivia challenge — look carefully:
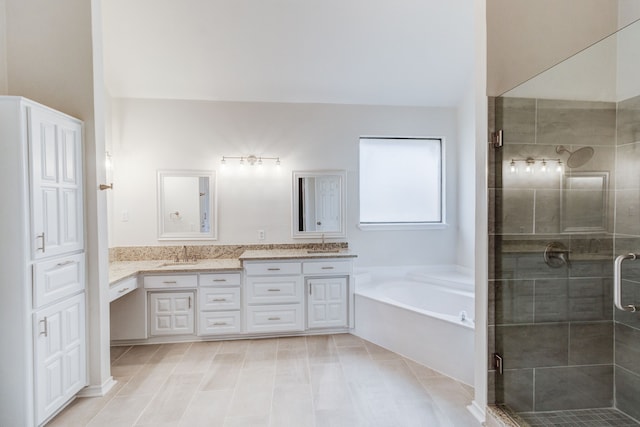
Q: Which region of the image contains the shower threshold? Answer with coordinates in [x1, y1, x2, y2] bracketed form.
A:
[517, 408, 639, 426]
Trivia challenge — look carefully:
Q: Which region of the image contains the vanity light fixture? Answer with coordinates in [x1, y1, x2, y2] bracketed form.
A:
[221, 155, 281, 167]
[508, 157, 563, 174]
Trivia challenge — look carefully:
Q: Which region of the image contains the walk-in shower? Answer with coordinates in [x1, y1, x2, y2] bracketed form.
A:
[489, 18, 640, 426]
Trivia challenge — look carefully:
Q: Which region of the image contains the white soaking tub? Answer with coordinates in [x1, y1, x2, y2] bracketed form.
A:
[353, 265, 475, 385]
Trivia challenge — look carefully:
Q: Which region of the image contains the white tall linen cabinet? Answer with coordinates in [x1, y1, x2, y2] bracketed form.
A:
[0, 96, 87, 426]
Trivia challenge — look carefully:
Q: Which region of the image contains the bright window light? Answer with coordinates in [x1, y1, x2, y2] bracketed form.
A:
[359, 137, 443, 226]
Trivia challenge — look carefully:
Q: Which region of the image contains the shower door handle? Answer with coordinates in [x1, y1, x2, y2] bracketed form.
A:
[614, 253, 639, 312]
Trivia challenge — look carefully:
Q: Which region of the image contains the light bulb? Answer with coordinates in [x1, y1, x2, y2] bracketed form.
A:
[276, 158, 281, 167]
[541, 160, 547, 172]
[239, 157, 245, 167]
[556, 161, 563, 173]
[510, 160, 516, 173]
[257, 157, 263, 166]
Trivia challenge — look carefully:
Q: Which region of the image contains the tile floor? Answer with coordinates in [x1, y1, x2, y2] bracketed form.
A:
[47, 334, 481, 427]
[517, 408, 640, 426]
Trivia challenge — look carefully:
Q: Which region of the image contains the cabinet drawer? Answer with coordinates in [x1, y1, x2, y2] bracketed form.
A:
[303, 260, 351, 275]
[246, 276, 303, 304]
[246, 304, 303, 333]
[33, 253, 85, 308]
[144, 274, 197, 289]
[199, 287, 241, 311]
[109, 276, 138, 302]
[244, 262, 301, 276]
[198, 311, 241, 335]
[199, 272, 241, 287]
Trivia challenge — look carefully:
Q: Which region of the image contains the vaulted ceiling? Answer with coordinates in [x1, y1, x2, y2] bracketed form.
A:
[102, 0, 474, 107]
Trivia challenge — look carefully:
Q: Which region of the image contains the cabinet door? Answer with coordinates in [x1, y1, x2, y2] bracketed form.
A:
[307, 277, 348, 329]
[30, 106, 83, 259]
[34, 293, 87, 424]
[149, 292, 195, 336]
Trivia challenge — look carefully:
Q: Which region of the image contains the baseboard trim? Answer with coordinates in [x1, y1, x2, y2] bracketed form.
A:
[77, 376, 117, 398]
[467, 400, 486, 424]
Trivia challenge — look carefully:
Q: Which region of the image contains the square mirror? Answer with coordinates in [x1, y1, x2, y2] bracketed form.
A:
[292, 170, 346, 239]
[157, 170, 217, 240]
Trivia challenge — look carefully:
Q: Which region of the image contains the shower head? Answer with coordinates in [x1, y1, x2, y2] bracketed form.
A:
[555, 145, 594, 168]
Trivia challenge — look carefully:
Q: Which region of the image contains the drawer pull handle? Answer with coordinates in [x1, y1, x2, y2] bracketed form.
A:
[267, 268, 281, 271]
[213, 322, 228, 326]
[267, 288, 280, 292]
[163, 281, 177, 284]
[40, 317, 48, 337]
[268, 317, 281, 321]
[321, 266, 335, 270]
[118, 287, 130, 294]
[212, 298, 227, 302]
[189, 296, 192, 308]
[37, 233, 45, 252]
[213, 279, 227, 282]
[56, 260, 75, 267]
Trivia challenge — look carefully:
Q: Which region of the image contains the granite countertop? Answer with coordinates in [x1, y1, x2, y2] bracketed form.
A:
[109, 259, 242, 285]
[109, 249, 356, 285]
[239, 249, 358, 261]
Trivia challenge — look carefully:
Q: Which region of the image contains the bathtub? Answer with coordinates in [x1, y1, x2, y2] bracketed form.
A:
[353, 266, 475, 385]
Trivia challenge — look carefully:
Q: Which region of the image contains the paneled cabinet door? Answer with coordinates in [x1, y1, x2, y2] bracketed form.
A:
[34, 293, 87, 424]
[307, 277, 347, 329]
[149, 292, 195, 336]
[29, 106, 83, 259]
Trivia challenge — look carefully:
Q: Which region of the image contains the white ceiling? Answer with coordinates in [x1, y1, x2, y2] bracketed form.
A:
[101, 0, 474, 107]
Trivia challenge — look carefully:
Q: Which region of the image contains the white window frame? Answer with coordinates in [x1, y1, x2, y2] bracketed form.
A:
[358, 136, 447, 231]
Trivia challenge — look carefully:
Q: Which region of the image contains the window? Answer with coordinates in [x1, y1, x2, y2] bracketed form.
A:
[359, 137, 444, 229]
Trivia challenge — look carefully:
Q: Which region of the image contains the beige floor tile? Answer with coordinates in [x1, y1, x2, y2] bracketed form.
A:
[50, 335, 481, 427]
[226, 387, 272, 418]
[135, 373, 203, 425]
[275, 353, 310, 385]
[223, 414, 270, 427]
[277, 335, 307, 350]
[46, 380, 126, 427]
[178, 390, 232, 427]
[332, 333, 365, 347]
[271, 383, 314, 427]
[86, 393, 154, 427]
[110, 345, 132, 364]
[200, 360, 242, 391]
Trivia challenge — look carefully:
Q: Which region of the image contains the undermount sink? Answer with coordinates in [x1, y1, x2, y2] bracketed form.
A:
[157, 261, 200, 267]
[306, 249, 340, 254]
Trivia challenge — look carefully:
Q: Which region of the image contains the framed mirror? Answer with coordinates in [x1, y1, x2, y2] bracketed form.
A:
[157, 170, 217, 240]
[561, 171, 609, 233]
[292, 170, 346, 238]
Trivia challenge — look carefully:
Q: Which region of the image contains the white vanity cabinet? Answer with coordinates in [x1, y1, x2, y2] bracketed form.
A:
[145, 274, 197, 337]
[304, 260, 351, 329]
[198, 272, 242, 335]
[244, 261, 305, 333]
[0, 97, 87, 427]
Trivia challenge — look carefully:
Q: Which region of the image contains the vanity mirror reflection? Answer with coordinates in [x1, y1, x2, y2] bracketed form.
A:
[157, 170, 217, 240]
[292, 170, 346, 238]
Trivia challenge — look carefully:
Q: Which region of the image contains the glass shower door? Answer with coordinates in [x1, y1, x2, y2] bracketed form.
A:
[490, 19, 640, 426]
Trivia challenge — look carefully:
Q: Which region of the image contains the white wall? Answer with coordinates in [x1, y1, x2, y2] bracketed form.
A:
[456, 82, 476, 271]
[487, 0, 619, 96]
[109, 98, 459, 267]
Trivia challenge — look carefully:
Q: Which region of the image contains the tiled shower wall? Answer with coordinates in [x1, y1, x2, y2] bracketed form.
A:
[613, 94, 640, 421]
[489, 97, 617, 412]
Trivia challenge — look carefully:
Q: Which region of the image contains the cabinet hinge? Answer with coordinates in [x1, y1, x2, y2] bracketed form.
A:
[494, 353, 504, 375]
[490, 129, 503, 148]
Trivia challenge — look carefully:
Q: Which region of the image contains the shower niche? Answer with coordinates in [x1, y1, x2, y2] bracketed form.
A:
[489, 18, 640, 427]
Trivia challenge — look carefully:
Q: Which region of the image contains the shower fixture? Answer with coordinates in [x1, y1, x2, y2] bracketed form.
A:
[555, 145, 594, 168]
[508, 157, 563, 173]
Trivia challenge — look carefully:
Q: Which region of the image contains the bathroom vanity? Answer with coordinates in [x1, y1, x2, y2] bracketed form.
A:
[109, 249, 356, 344]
